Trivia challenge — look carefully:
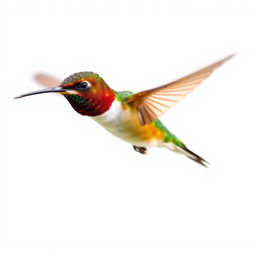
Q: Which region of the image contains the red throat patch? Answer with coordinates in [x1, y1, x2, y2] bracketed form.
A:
[64, 90, 115, 116]
[61, 71, 115, 116]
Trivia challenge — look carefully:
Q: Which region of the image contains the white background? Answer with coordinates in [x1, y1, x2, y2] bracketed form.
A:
[1, 0, 256, 255]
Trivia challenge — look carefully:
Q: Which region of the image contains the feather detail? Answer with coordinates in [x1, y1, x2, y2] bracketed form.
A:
[127, 54, 234, 125]
[34, 73, 61, 88]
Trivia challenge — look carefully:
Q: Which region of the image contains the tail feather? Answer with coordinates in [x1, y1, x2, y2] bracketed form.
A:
[181, 146, 209, 167]
[165, 143, 209, 167]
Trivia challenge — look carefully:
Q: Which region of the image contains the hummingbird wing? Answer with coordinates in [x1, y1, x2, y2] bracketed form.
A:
[127, 54, 234, 125]
[34, 73, 61, 88]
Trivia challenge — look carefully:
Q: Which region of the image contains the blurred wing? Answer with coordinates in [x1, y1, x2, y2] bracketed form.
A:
[34, 73, 61, 88]
[128, 54, 234, 125]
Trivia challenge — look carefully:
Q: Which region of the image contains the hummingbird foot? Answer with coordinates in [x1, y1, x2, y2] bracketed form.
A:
[133, 145, 147, 154]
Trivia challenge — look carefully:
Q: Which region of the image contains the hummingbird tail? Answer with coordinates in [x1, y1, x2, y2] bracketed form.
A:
[181, 146, 209, 167]
[165, 143, 209, 167]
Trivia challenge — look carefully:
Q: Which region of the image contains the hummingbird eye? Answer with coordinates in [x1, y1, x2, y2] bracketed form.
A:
[77, 81, 90, 91]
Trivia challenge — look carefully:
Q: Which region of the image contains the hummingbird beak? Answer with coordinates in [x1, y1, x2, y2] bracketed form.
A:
[14, 86, 67, 99]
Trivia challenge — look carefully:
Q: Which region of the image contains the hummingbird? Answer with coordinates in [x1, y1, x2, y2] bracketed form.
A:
[15, 55, 234, 167]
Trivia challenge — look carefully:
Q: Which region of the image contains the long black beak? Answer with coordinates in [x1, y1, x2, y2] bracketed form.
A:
[14, 86, 67, 99]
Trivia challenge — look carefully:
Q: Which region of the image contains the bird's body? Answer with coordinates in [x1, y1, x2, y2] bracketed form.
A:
[91, 93, 180, 148]
[15, 55, 234, 167]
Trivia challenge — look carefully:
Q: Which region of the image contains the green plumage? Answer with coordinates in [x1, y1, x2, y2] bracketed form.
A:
[115, 90, 134, 102]
[154, 120, 184, 147]
[61, 72, 101, 85]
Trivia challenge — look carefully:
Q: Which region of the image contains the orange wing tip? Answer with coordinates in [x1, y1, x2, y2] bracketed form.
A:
[222, 53, 236, 61]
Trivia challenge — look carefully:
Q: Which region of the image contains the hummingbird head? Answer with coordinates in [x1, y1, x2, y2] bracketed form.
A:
[15, 72, 115, 116]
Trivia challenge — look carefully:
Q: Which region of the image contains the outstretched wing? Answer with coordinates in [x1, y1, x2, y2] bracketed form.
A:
[127, 54, 234, 125]
[34, 73, 61, 88]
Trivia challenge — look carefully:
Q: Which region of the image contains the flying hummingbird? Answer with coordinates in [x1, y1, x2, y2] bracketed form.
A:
[15, 55, 234, 167]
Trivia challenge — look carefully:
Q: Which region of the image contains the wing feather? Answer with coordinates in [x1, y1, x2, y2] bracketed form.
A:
[128, 54, 234, 125]
[34, 73, 61, 88]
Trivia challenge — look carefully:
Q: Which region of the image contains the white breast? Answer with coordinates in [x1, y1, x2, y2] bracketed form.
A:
[91, 100, 152, 146]
[91, 100, 130, 138]
[91, 99, 123, 125]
